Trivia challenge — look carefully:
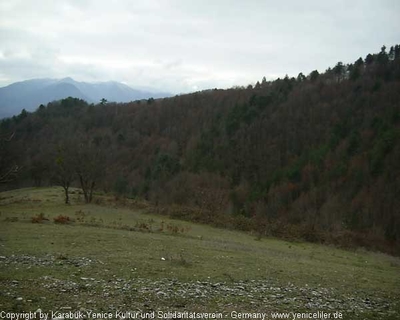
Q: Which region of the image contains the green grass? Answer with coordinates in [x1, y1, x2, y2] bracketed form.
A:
[0, 187, 399, 319]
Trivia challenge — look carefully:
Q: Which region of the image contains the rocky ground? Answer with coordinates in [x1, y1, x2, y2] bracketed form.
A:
[1, 254, 398, 319]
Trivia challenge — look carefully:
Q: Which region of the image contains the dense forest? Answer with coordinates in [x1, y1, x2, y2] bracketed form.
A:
[1, 45, 400, 254]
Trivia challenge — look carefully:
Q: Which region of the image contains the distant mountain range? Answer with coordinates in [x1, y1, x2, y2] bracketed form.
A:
[0, 78, 170, 118]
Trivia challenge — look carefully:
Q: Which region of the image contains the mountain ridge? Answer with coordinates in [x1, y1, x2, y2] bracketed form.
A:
[0, 78, 171, 118]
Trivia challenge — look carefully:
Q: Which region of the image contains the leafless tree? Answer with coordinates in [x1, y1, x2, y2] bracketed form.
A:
[74, 136, 105, 203]
[53, 141, 75, 204]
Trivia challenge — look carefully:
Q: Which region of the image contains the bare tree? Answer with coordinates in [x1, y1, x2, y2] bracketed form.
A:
[74, 137, 105, 203]
[53, 142, 75, 204]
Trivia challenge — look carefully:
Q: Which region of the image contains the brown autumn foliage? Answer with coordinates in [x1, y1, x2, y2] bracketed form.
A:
[53, 215, 72, 224]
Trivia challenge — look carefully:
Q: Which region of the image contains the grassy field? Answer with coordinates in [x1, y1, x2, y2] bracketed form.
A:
[0, 187, 399, 319]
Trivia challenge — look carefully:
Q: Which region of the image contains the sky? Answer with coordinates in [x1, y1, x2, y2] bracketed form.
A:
[0, 0, 399, 94]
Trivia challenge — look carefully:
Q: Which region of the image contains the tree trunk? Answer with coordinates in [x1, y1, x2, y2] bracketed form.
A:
[88, 181, 95, 203]
[79, 174, 90, 203]
[63, 185, 70, 204]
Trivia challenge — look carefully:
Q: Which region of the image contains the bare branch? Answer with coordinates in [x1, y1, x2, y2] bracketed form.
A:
[0, 131, 15, 142]
[0, 164, 20, 183]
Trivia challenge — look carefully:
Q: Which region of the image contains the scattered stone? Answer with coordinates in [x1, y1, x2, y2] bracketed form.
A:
[0, 254, 98, 268]
[1, 254, 397, 317]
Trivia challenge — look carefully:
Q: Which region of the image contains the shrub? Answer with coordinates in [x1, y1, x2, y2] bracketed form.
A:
[32, 213, 49, 223]
[165, 223, 191, 234]
[135, 221, 152, 232]
[75, 210, 85, 222]
[31, 217, 40, 223]
[54, 215, 72, 224]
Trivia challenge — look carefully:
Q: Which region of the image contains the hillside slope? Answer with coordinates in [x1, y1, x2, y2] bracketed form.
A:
[1, 45, 400, 254]
[0, 187, 399, 318]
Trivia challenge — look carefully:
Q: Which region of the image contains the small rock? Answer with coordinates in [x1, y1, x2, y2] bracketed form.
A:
[16, 297, 23, 301]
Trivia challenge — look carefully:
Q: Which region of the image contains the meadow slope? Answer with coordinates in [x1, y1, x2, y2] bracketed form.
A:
[0, 187, 399, 319]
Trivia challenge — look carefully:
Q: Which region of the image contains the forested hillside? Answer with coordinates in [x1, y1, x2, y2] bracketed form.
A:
[2, 45, 400, 254]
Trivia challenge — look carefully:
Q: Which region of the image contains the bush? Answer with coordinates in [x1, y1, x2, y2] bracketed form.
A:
[31, 213, 48, 223]
[135, 221, 152, 232]
[54, 215, 72, 224]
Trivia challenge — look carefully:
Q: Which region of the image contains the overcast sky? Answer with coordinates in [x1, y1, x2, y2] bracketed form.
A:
[0, 0, 399, 93]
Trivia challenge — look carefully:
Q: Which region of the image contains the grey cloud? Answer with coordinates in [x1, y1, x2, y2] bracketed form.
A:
[0, 0, 399, 92]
